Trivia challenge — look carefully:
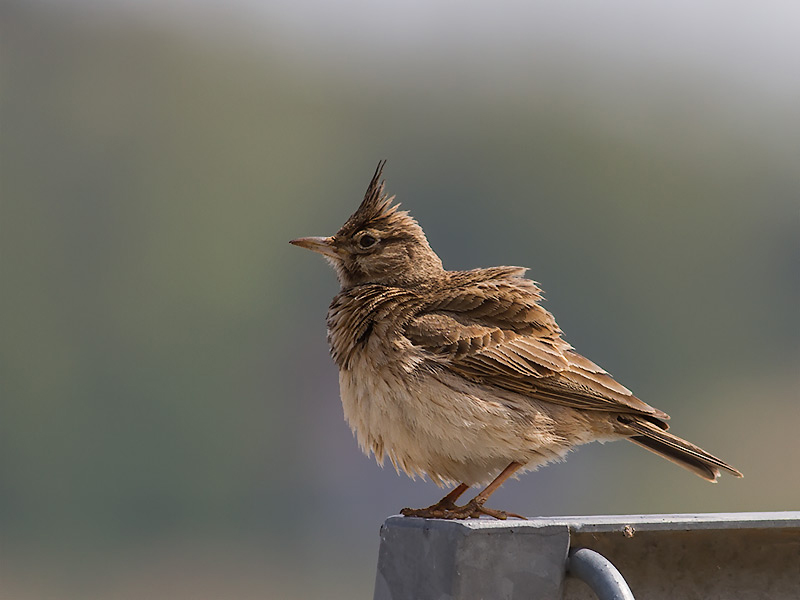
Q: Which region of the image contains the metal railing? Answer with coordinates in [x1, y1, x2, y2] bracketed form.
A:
[373, 511, 800, 600]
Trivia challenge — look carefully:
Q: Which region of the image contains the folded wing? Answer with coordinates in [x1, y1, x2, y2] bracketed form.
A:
[404, 270, 669, 421]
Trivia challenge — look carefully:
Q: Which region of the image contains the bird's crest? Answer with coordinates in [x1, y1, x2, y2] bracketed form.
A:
[338, 161, 421, 238]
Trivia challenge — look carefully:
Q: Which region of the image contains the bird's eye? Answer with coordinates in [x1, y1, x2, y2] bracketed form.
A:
[357, 233, 378, 249]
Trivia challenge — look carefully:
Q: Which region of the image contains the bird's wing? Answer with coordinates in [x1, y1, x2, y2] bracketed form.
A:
[404, 275, 668, 420]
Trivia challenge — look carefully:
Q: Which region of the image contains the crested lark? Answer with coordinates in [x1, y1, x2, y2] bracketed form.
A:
[291, 161, 742, 520]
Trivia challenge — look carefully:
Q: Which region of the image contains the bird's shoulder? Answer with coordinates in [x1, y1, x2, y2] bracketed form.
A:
[424, 265, 556, 330]
[404, 265, 567, 369]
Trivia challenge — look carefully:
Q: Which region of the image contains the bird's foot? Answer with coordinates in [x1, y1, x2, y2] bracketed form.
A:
[399, 496, 462, 519]
[400, 498, 525, 520]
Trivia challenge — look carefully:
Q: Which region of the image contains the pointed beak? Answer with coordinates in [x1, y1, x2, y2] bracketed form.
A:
[289, 236, 341, 260]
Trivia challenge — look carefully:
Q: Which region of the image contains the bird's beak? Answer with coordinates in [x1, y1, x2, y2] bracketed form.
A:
[289, 236, 341, 260]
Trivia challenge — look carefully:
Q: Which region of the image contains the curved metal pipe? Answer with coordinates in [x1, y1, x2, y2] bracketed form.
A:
[566, 547, 635, 600]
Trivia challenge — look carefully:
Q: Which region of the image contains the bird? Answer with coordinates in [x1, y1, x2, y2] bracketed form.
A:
[290, 161, 742, 520]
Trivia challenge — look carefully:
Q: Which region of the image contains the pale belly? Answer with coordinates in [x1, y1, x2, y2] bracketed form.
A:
[338, 350, 615, 487]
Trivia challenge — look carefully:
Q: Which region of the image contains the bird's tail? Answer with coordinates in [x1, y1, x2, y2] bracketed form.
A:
[621, 417, 743, 482]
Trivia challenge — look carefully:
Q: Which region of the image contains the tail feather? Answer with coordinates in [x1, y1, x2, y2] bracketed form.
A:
[621, 418, 743, 482]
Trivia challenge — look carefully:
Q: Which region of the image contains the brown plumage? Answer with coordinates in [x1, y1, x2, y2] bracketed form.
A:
[291, 161, 742, 519]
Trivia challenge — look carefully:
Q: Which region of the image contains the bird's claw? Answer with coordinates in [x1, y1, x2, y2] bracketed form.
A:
[401, 498, 526, 520]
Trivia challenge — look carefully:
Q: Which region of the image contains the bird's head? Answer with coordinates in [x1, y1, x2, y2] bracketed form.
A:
[290, 161, 444, 289]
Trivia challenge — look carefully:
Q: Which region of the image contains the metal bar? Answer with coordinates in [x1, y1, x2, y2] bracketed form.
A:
[566, 547, 635, 600]
[374, 513, 800, 599]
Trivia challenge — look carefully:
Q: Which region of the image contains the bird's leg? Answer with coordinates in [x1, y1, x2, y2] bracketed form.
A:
[433, 483, 471, 510]
[401, 462, 526, 520]
[400, 483, 470, 518]
[455, 461, 526, 519]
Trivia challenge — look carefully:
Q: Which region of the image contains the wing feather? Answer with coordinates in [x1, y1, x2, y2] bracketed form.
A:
[404, 271, 668, 420]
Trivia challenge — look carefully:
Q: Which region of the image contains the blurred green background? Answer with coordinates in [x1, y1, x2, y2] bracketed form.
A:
[2, 1, 798, 598]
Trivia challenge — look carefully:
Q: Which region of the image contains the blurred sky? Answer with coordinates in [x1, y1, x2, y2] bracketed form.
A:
[2, 1, 799, 599]
[39, 0, 800, 91]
